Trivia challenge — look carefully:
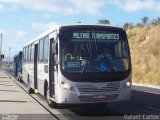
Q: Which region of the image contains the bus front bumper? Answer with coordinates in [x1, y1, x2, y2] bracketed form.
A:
[55, 87, 131, 104]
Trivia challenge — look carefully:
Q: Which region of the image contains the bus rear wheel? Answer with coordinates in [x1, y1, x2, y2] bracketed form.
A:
[19, 76, 22, 83]
[27, 76, 34, 94]
[17, 72, 22, 83]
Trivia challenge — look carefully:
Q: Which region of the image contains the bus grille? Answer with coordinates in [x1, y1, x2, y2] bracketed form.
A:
[79, 94, 118, 102]
[77, 86, 119, 93]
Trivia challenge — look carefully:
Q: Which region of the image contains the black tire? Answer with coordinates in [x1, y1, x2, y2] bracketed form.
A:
[15, 73, 17, 77]
[46, 86, 57, 108]
[27, 76, 34, 94]
[17, 75, 19, 81]
[17, 72, 22, 83]
[19, 76, 22, 83]
[44, 81, 48, 97]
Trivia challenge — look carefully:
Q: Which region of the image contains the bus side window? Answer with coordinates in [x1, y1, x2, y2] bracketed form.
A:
[51, 39, 55, 56]
[51, 38, 58, 70]
[51, 38, 57, 65]
[52, 40, 58, 55]
[43, 36, 49, 63]
[39, 39, 43, 63]
[55, 43, 58, 55]
[54, 43, 58, 65]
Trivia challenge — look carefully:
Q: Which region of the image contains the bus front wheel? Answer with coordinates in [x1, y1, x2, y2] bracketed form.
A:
[46, 87, 57, 108]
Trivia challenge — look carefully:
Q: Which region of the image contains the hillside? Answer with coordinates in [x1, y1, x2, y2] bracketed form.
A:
[127, 25, 160, 85]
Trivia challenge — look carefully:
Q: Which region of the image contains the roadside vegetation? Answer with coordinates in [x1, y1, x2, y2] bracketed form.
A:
[126, 17, 160, 85]
[99, 17, 160, 85]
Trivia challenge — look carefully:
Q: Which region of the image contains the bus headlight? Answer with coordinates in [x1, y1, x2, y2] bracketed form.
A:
[61, 81, 73, 91]
[126, 81, 131, 87]
[123, 80, 132, 88]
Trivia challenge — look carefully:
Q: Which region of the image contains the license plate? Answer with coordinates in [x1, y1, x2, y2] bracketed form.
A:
[93, 94, 106, 99]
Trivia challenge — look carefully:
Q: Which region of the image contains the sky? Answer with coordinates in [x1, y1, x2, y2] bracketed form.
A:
[0, 0, 160, 60]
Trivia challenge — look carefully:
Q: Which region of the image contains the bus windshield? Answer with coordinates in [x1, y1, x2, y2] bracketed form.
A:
[60, 28, 130, 74]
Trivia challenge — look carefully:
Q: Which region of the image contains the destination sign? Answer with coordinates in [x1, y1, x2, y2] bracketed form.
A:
[72, 32, 120, 40]
[73, 32, 89, 39]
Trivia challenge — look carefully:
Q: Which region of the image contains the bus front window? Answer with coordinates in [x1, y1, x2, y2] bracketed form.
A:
[60, 29, 130, 74]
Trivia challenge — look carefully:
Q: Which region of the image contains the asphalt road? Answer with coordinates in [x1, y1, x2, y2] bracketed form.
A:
[3, 67, 160, 120]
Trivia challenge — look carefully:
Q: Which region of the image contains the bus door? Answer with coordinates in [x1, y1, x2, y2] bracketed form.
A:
[49, 38, 55, 97]
[34, 44, 38, 90]
[49, 32, 58, 99]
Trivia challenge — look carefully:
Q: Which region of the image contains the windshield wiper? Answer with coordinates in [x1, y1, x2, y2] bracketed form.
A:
[81, 60, 88, 75]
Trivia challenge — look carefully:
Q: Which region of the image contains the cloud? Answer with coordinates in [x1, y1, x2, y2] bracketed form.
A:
[112, 0, 160, 12]
[0, 28, 26, 38]
[21, 0, 74, 15]
[68, 0, 107, 15]
[0, 0, 74, 15]
[41, 13, 52, 18]
[16, 31, 26, 37]
[0, 28, 6, 34]
[0, 0, 20, 3]
[31, 22, 60, 31]
[0, 0, 107, 15]
[0, 0, 160, 15]
[0, 4, 5, 11]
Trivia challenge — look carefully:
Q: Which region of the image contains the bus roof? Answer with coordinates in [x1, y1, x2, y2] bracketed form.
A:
[24, 24, 124, 47]
[61, 24, 123, 29]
